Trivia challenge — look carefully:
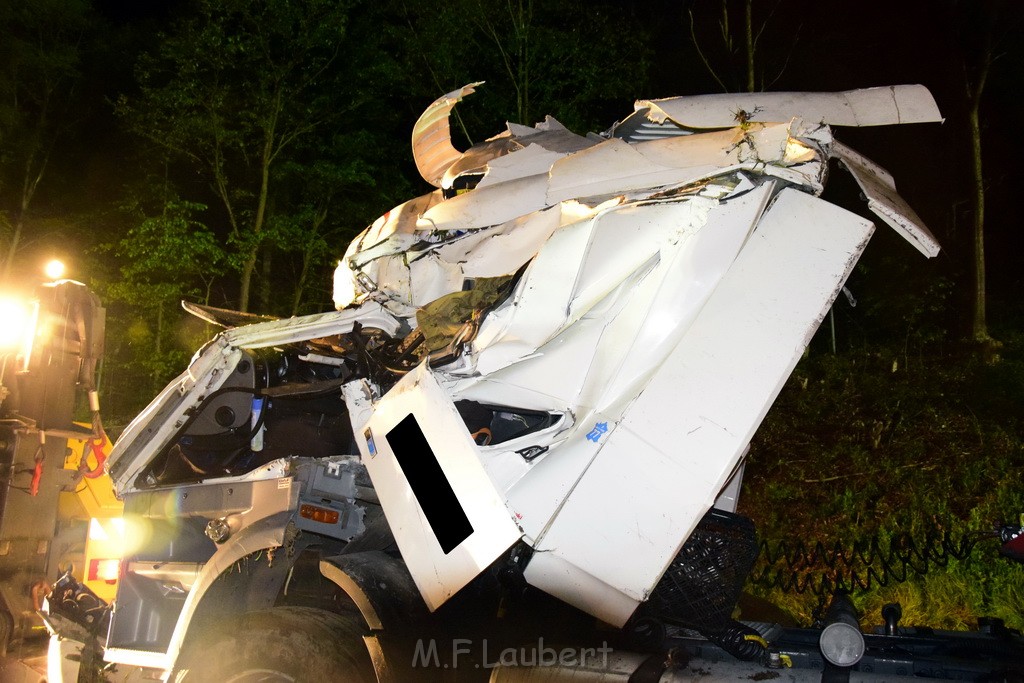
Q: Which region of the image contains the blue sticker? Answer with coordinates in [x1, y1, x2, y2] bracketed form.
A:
[586, 422, 609, 443]
[364, 429, 377, 457]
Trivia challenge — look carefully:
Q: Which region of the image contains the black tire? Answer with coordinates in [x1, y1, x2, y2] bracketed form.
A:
[174, 606, 375, 682]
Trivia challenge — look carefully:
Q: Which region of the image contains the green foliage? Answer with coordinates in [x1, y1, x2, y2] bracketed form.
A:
[392, 0, 653, 140]
[267, 128, 411, 315]
[112, 0, 654, 316]
[92, 196, 225, 422]
[117, 0, 378, 311]
[112, 198, 226, 300]
[743, 331, 1024, 629]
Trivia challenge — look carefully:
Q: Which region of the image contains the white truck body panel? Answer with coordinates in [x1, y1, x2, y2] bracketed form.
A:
[347, 367, 522, 611]
[522, 189, 874, 625]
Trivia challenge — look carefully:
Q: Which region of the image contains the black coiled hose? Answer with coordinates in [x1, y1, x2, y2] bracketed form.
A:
[706, 620, 769, 661]
[750, 530, 997, 598]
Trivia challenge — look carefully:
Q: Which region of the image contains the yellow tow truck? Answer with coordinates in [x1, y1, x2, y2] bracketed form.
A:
[0, 279, 122, 681]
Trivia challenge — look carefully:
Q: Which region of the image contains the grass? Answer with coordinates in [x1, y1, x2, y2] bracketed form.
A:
[739, 330, 1024, 631]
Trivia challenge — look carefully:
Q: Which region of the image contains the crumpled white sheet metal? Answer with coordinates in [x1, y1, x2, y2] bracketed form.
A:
[832, 140, 940, 257]
[368, 85, 941, 624]
[634, 84, 943, 129]
[520, 189, 875, 626]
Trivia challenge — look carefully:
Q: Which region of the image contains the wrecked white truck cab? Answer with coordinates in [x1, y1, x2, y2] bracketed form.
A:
[87, 85, 941, 680]
[331, 83, 941, 625]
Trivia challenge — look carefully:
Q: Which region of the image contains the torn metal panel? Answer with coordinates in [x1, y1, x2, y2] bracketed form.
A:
[547, 121, 825, 204]
[832, 140, 940, 257]
[435, 205, 562, 278]
[506, 116, 596, 153]
[346, 192, 443, 268]
[346, 369, 522, 612]
[631, 84, 942, 131]
[487, 183, 777, 525]
[522, 189, 875, 626]
[420, 121, 825, 236]
[441, 117, 595, 193]
[439, 135, 521, 190]
[473, 143, 570, 190]
[420, 172, 550, 233]
[468, 197, 714, 379]
[459, 183, 773, 501]
[406, 254, 465, 312]
[412, 82, 483, 187]
[580, 182, 777, 412]
[412, 87, 596, 193]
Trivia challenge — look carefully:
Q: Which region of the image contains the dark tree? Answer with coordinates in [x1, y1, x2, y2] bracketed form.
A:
[0, 0, 92, 283]
[119, 0, 360, 312]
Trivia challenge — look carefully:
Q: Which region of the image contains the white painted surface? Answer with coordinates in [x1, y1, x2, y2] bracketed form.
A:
[832, 140, 941, 257]
[637, 84, 942, 128]
[500, 185, 774, 537]
[351, 365, 522, 611]
[524, 190, 874, 625]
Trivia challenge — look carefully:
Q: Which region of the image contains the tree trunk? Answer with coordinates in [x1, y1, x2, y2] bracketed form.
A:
[969, 99, 988, 343]
[2, 217, 24, 282]
[239, 249, 257, 313]
[2, 148, 50, 282]
[239, 100, 279, 313]
[291, 247, 312, 317]
[744, 0, 755, 92]
[238, 149, 273, 312]
[291, 207, 327, 317]
[516, 0, 531, 125]
[966, 21, 993, 345]
[153, 302, 164, 394]
[260, 247, 272, 314]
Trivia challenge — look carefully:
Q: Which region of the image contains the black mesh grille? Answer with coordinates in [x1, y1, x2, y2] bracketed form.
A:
[646, 509, 758, 631]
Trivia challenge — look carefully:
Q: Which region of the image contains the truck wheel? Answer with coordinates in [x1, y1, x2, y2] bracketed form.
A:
[174, 606, 375, 682]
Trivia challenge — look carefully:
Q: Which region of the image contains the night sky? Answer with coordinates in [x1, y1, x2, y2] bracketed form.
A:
[632, 0, 1022, 322]
[119, 1, 1023, 292]
[11, 0, 1024, 331]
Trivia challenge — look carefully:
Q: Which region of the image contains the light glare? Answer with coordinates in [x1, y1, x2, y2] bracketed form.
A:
[44, 259, 65, 280]
[0, 298, 29, 351]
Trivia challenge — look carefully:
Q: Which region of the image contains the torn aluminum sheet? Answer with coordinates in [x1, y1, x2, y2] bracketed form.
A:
[412, 81, 483, 188]
[103, 85, 944, 673]
[832, 140, 940, 257]
[629, 84, 942, 131]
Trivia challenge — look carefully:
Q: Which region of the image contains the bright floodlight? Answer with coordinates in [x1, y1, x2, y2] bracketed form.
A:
[45, 259, 65, 280]
[0, 298, 29, 351]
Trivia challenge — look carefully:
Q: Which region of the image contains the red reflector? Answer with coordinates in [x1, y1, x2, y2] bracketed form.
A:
[88, 558, 120, 583]
[300, 504, 340, 525]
